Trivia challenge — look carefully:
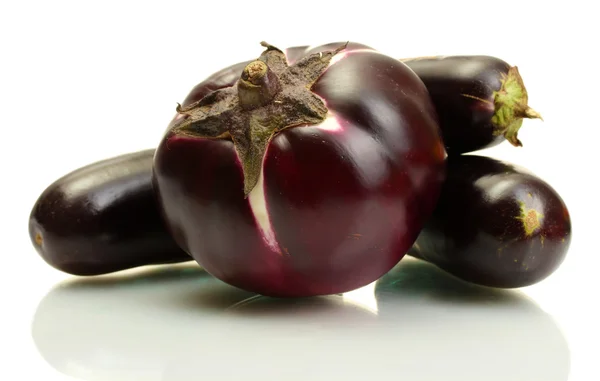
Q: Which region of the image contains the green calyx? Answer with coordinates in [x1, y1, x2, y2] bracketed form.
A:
[491, 66, 542, 147]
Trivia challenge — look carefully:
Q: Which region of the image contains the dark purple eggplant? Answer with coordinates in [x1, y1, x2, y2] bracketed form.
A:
[29, 150, 191, 276]
[408, 155, 571, 288]
[402, 55, 542, 154]
[153, 41, 445, 297]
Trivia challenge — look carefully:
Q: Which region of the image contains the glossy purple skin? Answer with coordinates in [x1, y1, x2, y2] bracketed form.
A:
[29, 150, 191, 275]
[153, 42, 446, 297]
[409, 155, 571, 288]
[403, 56, 511, 155]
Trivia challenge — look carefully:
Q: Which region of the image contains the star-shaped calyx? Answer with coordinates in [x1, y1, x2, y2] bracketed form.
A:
[172, 41, 348, 196]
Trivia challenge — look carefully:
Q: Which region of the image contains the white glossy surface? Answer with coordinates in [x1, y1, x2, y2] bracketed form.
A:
[32, 259, 570, 381]
[1, 1, 598, 380]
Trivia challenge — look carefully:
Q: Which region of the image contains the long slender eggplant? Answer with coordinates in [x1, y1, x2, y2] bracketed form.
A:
[29, 150, 191, 276]
[402, 55, 542, 154]
[409, 155, 571, 288]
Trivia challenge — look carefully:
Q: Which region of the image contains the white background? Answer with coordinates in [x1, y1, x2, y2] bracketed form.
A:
[1, 0, 599, 380]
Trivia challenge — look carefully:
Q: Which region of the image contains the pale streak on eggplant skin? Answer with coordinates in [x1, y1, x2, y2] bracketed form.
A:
[248, 166, 280, 254]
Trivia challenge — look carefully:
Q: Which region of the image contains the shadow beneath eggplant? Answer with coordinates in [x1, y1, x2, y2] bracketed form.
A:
[376, 256, 523, 304]
[31, 257, 570, 381]
[53, 262, 204, 289]
[49, 262, 256, 311]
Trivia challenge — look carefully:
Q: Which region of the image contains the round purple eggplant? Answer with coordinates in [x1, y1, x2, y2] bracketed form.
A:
[153, 41, 446, 297]
[408, 155, 571, 288]
[402, 55, 542, 154]
[29, 150, 191, 276]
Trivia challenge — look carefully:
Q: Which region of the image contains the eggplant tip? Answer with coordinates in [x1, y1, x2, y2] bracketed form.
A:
[35, 232, 43, 246]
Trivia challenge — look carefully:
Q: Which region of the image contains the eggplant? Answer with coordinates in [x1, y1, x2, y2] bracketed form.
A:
[409, 155, 571, 288]
[29, 150, 191, 276]
[153, 41, 446, 297]
[402, 55, 542, 154]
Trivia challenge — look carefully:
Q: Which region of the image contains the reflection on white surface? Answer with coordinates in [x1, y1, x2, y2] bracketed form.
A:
[32, 258, 570, 381]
